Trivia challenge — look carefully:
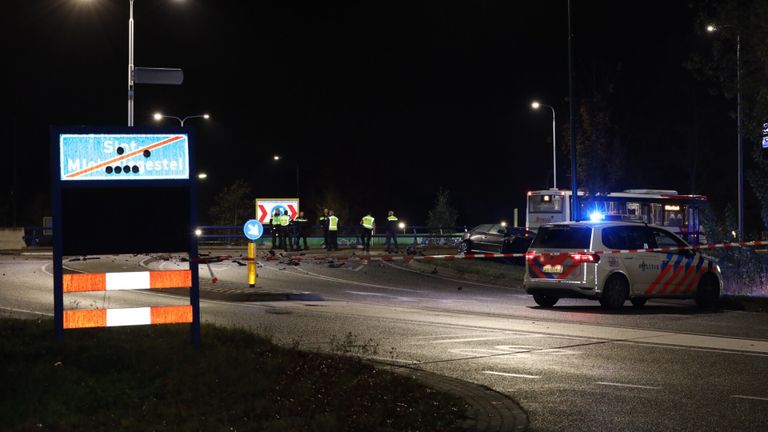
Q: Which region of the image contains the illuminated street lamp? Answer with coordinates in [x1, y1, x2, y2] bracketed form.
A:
[531, 101, 558, 189]
[398, 221, 406, 234]
[197, 173, 208, 180]
[706, 23, 743, 241]
[153, 112, 210, 127]
[272, 155, 300, 197]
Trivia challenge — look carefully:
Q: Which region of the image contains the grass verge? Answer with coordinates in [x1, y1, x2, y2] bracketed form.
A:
[407, 258, 525, 288]
[0, 318, 466, 431]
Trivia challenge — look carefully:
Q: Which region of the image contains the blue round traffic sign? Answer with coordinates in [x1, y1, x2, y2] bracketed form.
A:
[243, 219, 264, 240]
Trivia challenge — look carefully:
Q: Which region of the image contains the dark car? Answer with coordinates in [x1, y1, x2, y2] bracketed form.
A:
[458, 224, 535, 255]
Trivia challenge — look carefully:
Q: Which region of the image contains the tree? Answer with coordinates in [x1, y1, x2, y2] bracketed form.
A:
[562, 62, 625, 195]
[426, 188, 459, 228]
[688, 0, 768, 233]
[209, 180, 253, 226]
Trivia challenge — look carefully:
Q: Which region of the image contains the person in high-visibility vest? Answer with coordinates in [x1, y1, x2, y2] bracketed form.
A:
[320, 208, 330, 250]
[279, 210, 292, 251]
[294, 211, 310, 251]
[360, 212, 375, 253]
[327, 210, 339, 251]
[385, 210, 400, 254]
[270, 210, 280, 250]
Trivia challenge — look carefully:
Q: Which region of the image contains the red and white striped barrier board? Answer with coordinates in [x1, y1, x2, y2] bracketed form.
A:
[64, 305, 193, 329]
[63, 270, 191, 293]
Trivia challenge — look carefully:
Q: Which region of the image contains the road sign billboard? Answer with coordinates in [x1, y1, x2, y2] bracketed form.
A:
[256, 198, 300, 223]
[59, 134, 189, 181]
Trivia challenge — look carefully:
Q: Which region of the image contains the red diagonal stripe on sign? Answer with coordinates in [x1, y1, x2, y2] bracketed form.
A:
[258, 205, 268, 222]
[65, 135, 184, 179]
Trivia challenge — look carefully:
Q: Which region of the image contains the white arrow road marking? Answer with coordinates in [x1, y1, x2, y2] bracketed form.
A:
[731, 395, 768, 402]
[483, 371, 541, 379]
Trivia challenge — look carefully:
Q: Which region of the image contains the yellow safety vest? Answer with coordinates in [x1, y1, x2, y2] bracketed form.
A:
[328, 216, 339, 231]
[361, 215, 375, 229]
[280, 214, 290, 226]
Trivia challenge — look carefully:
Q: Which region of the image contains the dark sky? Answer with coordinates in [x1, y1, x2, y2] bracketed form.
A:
[3, 0, 743, 227]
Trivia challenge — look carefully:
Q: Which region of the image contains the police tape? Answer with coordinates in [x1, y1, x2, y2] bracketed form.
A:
[193, 240, 768, 265]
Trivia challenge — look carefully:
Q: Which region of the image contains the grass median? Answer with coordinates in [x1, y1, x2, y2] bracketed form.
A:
[408, 257, 526, 288]
[0, 318, 466, 432]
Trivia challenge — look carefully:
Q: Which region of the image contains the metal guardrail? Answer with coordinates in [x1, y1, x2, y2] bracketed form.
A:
[196, 225, 470, 247]
[22, 225, 470, 248]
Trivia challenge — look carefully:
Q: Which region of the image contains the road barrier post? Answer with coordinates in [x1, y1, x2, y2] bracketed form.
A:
[248, 241, 257, 287]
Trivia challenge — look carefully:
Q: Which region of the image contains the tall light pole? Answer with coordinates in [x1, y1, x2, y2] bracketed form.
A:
[128, 0, 135, 126]
[153, 112, 211, 127]
[531, 101, 558, 189]
[273, 155, 300, 197]
[707, 24, 743, 241]
[567, 0, 578, 221]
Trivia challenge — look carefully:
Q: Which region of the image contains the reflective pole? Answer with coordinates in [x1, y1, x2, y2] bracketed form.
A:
[248, 242, 257, 287]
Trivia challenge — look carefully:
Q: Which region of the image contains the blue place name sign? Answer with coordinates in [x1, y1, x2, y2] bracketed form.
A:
[59, 134, 190, 181]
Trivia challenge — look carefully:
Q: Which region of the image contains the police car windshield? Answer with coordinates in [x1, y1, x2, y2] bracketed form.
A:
[531, 225, 592, 249]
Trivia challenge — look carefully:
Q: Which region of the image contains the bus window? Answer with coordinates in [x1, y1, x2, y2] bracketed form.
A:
[529, 194, 563, 213]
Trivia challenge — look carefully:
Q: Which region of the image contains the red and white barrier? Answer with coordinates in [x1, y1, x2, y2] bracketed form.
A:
[64, 305, 192, 329]
[63, 270, 191, 293]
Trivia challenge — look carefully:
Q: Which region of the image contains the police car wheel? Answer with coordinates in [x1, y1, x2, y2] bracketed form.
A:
[533, 294, 559, 308]
[600, 275, 628, 309]
[630, 298, 647, 308]
[695, 274, 720, 309]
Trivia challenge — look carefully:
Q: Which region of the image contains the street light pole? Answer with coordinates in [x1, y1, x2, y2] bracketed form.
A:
[707, 24, 743, 241]
[737, 32, 743, 241]
[531, 102, 557, 189]
[568, 0, 578, 221]
[128, 0, 135, 126]
[153, 113, 210, 127]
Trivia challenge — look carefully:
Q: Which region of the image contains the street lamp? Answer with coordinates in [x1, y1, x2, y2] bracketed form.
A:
[707, 23, 743, 241]
[153, 112, 210, 127]
[531, 101, 558, 189]
[197, 173, 208, 180]
[272, 155, 300, 197]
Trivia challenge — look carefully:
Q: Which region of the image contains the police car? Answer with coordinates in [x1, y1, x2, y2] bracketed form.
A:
[523, 220, 722, 309]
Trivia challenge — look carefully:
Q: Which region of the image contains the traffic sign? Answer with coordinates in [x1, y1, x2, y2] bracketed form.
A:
[243, 219, 264, 240]
[59, 134, 190, 181]
[763, 136, 768, 149]
[255, 198, 300, 223]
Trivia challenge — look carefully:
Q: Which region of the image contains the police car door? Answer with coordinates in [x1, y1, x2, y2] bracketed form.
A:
[602, 225, 658, 295]
[645, 228, 696, 297]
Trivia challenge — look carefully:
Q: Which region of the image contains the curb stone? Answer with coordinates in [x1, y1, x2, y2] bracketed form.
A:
[381, 365, 528, 432]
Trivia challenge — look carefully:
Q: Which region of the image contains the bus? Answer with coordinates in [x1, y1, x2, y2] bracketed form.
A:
[526, 189, 708, 243]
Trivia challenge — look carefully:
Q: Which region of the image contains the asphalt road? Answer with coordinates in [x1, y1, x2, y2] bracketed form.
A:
[2, 251, 768, 431]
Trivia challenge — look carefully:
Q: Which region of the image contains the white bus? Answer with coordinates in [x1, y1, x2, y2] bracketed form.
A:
[526, 189, 708, 243]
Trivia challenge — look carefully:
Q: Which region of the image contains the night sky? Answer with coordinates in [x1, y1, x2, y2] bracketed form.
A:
[3, 1, 745, 227]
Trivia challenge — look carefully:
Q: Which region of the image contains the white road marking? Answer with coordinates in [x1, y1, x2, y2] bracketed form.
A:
[0, 306, 53, 316]
[363, 356, 421, 364]
[595, 382, 660, 390]
[430, 335, 541, 344]
[483, 371, 541, 379]
[410, 332, 507, 339]
[731, 395, 768, 402]
[347, 291, 390, 297]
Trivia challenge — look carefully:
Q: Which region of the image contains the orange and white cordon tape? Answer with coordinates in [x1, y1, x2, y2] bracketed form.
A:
[62, 270, 192, 329]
